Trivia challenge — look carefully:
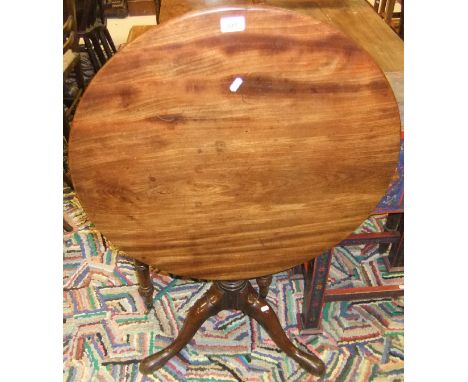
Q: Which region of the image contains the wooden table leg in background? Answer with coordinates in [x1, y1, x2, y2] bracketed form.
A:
[134, 260, 155, 313]
[138, 278, 326, 377]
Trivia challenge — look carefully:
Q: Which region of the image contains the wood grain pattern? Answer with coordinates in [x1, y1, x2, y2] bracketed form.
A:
[159, 0, 404, 73]
[69, 6, 401, 280]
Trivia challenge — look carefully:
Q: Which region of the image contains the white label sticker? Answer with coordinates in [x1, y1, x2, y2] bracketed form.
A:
[229, 77, 243, 92]
[398, 285, 404, 289]
[220, 16, 246, 33]
[261, 305, 269, 312]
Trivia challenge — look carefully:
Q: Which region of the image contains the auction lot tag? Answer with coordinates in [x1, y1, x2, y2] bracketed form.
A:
[220, 16, 246, 33]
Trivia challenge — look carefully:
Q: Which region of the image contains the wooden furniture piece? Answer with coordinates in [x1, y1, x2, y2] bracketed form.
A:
[103, 0, 129, 18]
[300, 136, 404, 330]
[127, 0, 156, 16]
[373, 0, 404, 38]
[64, 0, 85, 140]
[76, 0, 117, 73]
[139, 0, 405, 330]
[158, 0, 403, 72]
[382, 211, 404, 267]
[69, 6, 400, 376]
[299, 220, 404, 331]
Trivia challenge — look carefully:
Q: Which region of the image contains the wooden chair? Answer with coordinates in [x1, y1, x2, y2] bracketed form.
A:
[298, 215, 404, 331]
[63, 0, 85, 140]
[373, 0, 404, 39]
[76, 0, 117, 73]
[153, 0, 161, 23]
[299, 159, 404, 330]
[103, 0, 129, 18]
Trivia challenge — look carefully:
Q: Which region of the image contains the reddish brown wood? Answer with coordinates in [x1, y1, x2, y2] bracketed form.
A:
[341, 231, 401, 246]
[325, 285, 403, 301]
[68, 6, 402, 375]
[139, 282, 225, 374]
[159, 0, 404, 73]
[134, 260, 154, 312]
[256, 275, 272, 298]
[69, 6, 401, 281]
[127, 0, 156, 16]
[140, 280, 325, 376]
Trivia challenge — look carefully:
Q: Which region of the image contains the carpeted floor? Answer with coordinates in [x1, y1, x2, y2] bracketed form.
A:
[63, 188, 404, 381]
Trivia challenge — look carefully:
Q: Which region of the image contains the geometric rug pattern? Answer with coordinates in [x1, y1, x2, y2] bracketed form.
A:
[328, 215, 404, 291]
[64, 189, 403, 382]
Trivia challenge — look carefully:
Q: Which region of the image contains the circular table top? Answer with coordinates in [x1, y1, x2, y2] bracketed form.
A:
[69, 6, 401, 280]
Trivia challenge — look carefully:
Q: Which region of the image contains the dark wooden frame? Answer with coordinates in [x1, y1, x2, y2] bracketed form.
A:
[76, 0, 117, 73]
[298, 212, 404, 331]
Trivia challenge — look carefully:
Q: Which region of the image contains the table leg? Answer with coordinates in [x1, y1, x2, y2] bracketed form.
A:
[241, 283, 325, 376]
[139, 279, 325, 377]
[134, 260, 154, 313]
[139, 283, 224, 374]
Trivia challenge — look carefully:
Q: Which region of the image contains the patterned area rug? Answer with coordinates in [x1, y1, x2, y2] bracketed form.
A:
[328, 215, 403, 291]
[64, 189, 404, 381]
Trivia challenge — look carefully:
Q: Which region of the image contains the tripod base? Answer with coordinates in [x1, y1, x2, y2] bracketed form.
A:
[137, 277, 325, 376]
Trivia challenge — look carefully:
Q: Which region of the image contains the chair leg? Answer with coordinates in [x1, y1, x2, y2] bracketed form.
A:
[388, 216, 404, 268]
[378, 212, 403, 255]
[154, 0, 161, 24]
[300, 251, 332, 330]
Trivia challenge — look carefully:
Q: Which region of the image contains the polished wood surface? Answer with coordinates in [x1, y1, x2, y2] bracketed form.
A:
[134, 259, 155, 312]
[69, 6, 400, 280]
[159, 0, 403, 73]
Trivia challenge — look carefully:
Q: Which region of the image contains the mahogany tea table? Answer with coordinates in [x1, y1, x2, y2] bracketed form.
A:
[68, 6, 401, 376]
